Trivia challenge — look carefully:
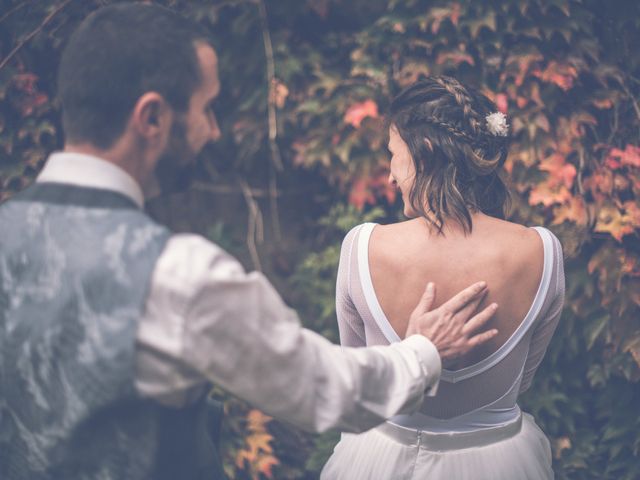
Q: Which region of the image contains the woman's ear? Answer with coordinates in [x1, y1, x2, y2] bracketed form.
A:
[130, 92, 172, 144]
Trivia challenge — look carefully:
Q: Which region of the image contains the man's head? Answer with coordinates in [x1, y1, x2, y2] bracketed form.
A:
[58, 3, 221, 195]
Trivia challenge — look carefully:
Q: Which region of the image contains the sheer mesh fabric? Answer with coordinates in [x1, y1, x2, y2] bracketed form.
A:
[336, 223, 564, 427]
[336, 226, 391, 347]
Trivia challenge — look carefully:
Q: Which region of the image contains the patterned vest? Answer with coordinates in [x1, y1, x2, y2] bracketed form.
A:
[0, 183, 226, 479]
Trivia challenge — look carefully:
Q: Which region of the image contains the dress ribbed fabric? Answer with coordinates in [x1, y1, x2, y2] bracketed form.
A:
[321, 223, 564, 480]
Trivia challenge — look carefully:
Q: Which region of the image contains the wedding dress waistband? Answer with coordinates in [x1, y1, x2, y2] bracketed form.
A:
[379, 412, 523, 451]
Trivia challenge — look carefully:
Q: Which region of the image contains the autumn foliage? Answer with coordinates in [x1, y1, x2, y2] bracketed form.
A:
[1, 0, 639, 478]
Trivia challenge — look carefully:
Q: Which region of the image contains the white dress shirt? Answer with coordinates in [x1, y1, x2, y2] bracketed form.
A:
[35, 152, 441, 433]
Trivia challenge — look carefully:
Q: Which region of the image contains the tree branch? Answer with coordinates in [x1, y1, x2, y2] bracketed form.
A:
[0, 0, 33, 26]
[238, 177, 264, 272]
[257, 0, 284, 172]
[257, 0, 283, 241]
[0, 0, 74, 72]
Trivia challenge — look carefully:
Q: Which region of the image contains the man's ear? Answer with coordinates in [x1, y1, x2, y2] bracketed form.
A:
[130, 92, 172, 143]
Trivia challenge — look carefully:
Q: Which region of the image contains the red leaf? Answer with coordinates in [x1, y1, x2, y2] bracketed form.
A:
[495, 93, 508, 114]
[349, 178, 375, 210]
[12, 73, 38, 93]
[344, 100, 378, 129]
[608, 145, 640, 169]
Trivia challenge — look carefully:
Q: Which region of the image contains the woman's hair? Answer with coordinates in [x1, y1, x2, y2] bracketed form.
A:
[388, 76, 510, 234]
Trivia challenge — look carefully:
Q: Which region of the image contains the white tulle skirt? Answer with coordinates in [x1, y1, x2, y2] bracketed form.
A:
[321, 413, 553, 480]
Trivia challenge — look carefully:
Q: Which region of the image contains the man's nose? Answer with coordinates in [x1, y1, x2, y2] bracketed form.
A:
[388, 172, 396, 186]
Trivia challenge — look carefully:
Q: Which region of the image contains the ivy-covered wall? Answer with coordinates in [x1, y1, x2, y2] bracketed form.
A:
[1, 1, 638, 478]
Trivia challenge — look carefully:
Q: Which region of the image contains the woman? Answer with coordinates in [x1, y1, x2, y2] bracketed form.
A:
[321, 76, 564, 479]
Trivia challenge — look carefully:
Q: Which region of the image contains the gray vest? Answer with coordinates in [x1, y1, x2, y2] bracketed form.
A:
[0, 183, 225, 479]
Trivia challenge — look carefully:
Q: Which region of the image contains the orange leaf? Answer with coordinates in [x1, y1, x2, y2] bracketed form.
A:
[621, 253, 640, 277]
[235, 409, 279, 479]
[552, 196, 588, 225]
[344, 100, 379, 128]
[539, 153, 576, 189]
[436, 50, 475, 67]
[256, 455, 280, 479]
[592, 98, 613, 109]
[528, 183, 572, 207]
[247, 409, 272, 432]
[623, 200, 640, 227]
[614, 174, 630, 191]
[595, 205, 636, 241]
[270, 79, 289, 109]
[584, 168, 614, 199]
[533, 61, 579, 91]
[553, 437, 572, 460]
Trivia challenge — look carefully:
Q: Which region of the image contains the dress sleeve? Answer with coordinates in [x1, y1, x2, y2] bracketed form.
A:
[519, 230, 565, 394]
[336, 225, 367, 347]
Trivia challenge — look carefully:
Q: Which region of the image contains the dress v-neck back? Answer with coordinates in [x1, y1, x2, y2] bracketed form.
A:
[336, 222, 564, 432]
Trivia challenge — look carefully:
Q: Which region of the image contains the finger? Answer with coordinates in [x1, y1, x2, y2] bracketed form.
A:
[467, 328, 499, 348]
[453, 289, 488, 325]
[414, 282, 436, 313]
[462, 303, 498, 335]
[439, 281, 487, 314]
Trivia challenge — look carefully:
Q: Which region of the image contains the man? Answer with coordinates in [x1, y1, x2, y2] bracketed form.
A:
[0, 4, 498, 479]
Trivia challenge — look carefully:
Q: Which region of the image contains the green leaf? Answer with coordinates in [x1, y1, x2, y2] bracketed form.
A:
[585, 313, 609, 350]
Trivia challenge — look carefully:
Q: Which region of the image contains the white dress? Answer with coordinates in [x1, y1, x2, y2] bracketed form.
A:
[321, 223, 565, 480]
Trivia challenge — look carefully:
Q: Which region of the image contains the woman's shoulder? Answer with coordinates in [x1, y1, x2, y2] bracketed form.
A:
[481, 217, 560, 247]
[372, 218, 424, 237]
[367, 219, 427, 267]
[481, 219, 564, 283]
[340, 221, 379, 254]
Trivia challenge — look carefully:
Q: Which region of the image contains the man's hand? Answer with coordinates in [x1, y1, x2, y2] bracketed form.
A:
[405, 282, 498, 363]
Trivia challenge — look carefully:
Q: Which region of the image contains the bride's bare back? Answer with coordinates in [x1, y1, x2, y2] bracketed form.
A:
[369, 213, 544, 368]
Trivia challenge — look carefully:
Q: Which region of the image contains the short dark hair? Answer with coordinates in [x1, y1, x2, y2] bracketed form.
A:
[58, 3, 212, 149]
[388, 76, 510, 234]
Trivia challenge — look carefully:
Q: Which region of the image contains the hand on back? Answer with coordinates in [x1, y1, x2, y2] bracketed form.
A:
[406, 281, 499, 363]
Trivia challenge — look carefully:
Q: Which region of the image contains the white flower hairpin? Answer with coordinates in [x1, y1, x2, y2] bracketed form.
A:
[485, 112, 508, 137]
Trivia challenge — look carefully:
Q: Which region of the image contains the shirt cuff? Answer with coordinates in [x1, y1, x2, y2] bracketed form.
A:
[400, 335, 442, 396]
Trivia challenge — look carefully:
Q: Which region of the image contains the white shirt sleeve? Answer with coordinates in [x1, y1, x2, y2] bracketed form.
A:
[135, 234, 441, 433]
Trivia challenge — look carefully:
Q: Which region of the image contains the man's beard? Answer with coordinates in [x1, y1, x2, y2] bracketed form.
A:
[153, 118, 199, 196]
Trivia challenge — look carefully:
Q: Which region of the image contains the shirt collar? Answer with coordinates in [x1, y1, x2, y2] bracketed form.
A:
[36, 152, 145, 208]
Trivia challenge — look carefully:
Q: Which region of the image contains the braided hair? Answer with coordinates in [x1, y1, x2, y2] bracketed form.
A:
[388, 76, 510, 234]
